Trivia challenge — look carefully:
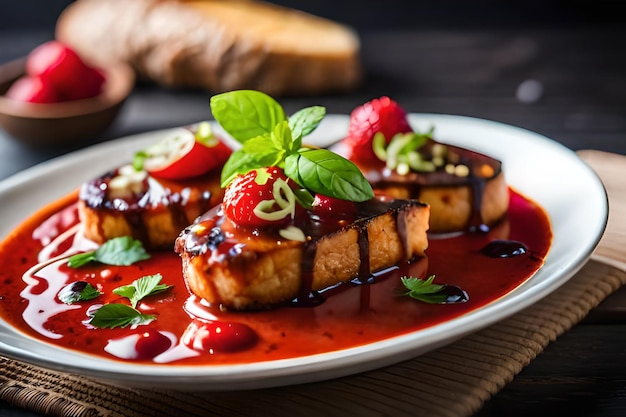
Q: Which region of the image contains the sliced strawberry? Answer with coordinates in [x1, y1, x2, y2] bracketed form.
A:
[5, 75, 60, 103]
[26, 40, 105, 101]
[223, 167, 297, 228]
[138, 122, 232, 180]
[344, 96, 413, 163]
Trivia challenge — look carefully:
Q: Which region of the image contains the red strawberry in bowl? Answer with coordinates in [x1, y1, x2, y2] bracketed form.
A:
[26, 40, 106, 101]
[343, 96, 413, 164]
[223, 166, 298, 229]
[4, 75, 60, 103]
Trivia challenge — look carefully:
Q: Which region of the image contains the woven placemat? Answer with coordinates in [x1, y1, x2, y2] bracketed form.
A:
[1, 150, 624, 417]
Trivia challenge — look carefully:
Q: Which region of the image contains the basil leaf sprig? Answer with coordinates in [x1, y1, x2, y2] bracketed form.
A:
[84, 274, 173, 329]
[86, 303, 156, 329]
[113, 274, 173, 308]
[67, 236, 150, 268]
[210, 90, 374, 202]
[58, 281, 102, 305]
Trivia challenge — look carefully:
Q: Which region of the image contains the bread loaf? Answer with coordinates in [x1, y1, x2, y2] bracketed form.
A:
[55, 0, 363, 96]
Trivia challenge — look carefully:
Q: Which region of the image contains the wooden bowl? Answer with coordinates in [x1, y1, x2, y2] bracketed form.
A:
[0, 59, 134, 147]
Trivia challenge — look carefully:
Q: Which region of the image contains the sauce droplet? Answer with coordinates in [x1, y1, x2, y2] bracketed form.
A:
[480, 239, 528, 258]
[182, 319, 258, 353]
[439, 285, 469, 304]
[134, 329, 173, 360]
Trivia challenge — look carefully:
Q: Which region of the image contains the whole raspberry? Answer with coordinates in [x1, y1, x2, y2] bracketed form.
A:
[345, 96, 412, 163]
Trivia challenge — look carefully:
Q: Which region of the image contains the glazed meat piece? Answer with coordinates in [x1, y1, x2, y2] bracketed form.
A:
[338, 96, 509, 234]
[360, 141, 509, 234]
[175, 198, 429, 310]
[78, 164, 223, 249]
[78, 123, 231, 249]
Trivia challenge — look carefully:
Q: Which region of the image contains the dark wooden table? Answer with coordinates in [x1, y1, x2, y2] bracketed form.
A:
[1, 25, 626, 416]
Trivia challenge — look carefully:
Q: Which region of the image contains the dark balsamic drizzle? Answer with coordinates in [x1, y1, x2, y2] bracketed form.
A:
[437, 285, 469, 304]
[480, 239, 529, 258]
[361, 141, 503, 234]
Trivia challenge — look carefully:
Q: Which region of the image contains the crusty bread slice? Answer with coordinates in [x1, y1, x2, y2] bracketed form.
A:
[56, 0, 362, 96]
[175, 199, 430, 310]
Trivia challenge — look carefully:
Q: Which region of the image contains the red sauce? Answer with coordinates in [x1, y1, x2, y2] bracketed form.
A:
[0, 189, 551, 365]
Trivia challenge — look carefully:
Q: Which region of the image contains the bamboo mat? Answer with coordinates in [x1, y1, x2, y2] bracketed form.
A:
[1, 150, 624, 417]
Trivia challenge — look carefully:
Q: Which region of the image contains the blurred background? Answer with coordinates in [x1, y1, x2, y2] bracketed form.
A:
[0, 0, 625, 178]
[1, 0, 625, 32]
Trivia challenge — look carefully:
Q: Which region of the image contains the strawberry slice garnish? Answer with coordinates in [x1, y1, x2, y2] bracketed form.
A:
[135, 122, 232, 180]
[223, 167, 297, 228]
[344, 96, 413, 163]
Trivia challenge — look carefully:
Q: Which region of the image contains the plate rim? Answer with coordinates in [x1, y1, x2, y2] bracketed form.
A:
[0, 113, 609, 390]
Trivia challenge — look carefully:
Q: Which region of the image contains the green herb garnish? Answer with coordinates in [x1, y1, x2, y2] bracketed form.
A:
[113, 274, 172, 308]
[67, 236, 150, 268]
[58, 281, 102, 304]
[373, 128, 447, 175]
[210, 90, 374, 202]
[87, 304, 156, 329]
[399, 275, 449, 304]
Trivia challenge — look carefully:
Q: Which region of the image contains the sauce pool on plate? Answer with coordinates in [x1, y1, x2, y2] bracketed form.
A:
[0, 188, 551, 365]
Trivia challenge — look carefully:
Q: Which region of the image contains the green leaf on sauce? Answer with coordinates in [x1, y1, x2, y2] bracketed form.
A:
[113, 274, 173, 308]
[87, 304, 156, 329]
[67, 236, 150, 268]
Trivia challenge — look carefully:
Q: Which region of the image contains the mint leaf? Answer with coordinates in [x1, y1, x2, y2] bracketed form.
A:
[67, 236, 150, 268]
[210, 90, 286, 143]
[113, 274, 172, 308]
[400, 275, 449, 304]
[87, 304, 156, 329]
[284, 149, 374, 202]
[58, 281, 102, 304]
[289, 106, 325, 140]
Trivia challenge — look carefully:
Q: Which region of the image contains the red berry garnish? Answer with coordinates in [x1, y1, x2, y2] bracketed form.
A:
[223, 167, 296, 228]
[344, 96, 413, 163]
[139, 123, 232, 180]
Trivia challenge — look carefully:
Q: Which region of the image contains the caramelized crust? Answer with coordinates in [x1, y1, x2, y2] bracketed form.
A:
[375, 171, 508, 233]
[352, 142, 509, 234]
[78, 170, 223, 249]
[176, 200, 429, 310]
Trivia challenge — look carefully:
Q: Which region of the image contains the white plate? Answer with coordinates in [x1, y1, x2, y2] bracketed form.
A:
[0, 114, 608, 391]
